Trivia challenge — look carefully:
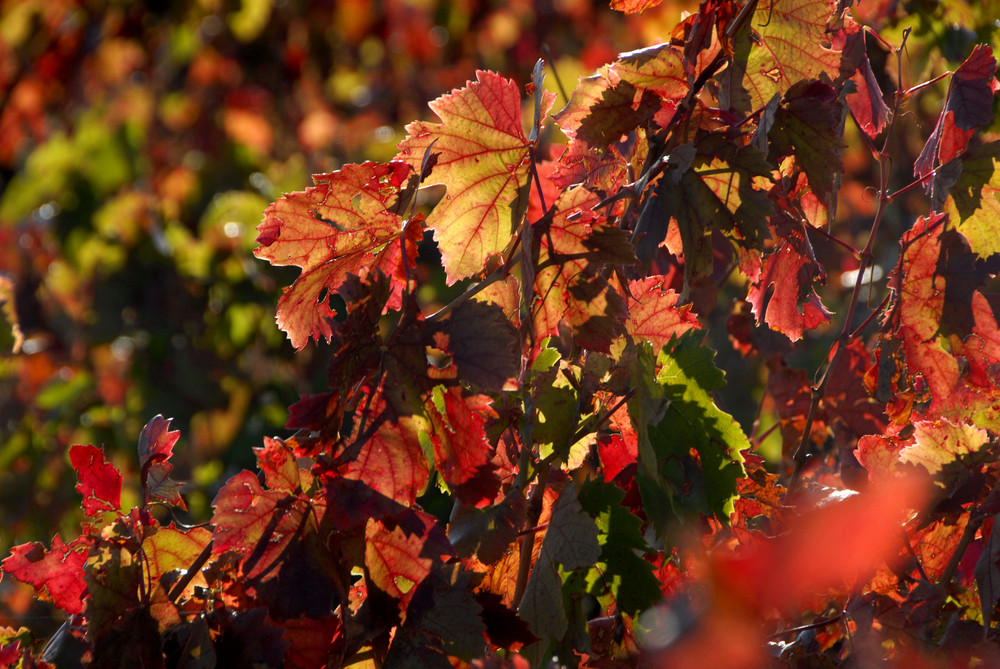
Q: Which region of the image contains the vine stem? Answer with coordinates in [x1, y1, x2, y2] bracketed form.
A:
[940, 512, 984, 589]
[512, 463, 550, 610]
[787, 28, 911, 493]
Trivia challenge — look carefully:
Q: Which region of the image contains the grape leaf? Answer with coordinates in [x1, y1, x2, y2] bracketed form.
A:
[719, 0, 843, 114]
[768, 80, 846, 204]
[518, 560, 566, 639]
[648, 335, 749, 521]
[746, 218, 831, 341]
[2, 535, 90, 615]
[388, 565, 486, 663]
[542, 484, 601, 570]
[364, 513, 454, 607]
[622, 276, 701, 352]
[282, 616, 343, 669]
[210, 470, 284, 555]
[556, 44, 688, 147]
[137, 415, 185, 509]
[578, 479, 661, 615]
[342, 396, 430, 508]
[840, 29, 890, 139]
[253, 161, 415, 349]
[427, 386, 499, 507]
[448, 490, 525, 564]
[142, 525, 212, 627]
[944, 141, 1000, 258]
[899, 419, 990, 474]
[531, 186, 630, 352]
[396, 71, 534, 284]
[519, 484, 600, 639]
[431, 299, 519, 392]
[255, 437, 303, 494]
[639, 138, 771, 275]
[69, 444, 122, 517]
[915, 45, 999, 185]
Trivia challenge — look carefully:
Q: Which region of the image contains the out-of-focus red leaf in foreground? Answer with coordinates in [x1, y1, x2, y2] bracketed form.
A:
[645, 477, 930, 668]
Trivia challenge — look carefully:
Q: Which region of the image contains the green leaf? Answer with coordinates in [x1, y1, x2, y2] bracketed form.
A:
[578, 479, 661, 615]
[649, 337, 748, 520]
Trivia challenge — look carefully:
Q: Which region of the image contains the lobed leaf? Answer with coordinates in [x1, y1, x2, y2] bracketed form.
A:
[2, 535, 90, 615]
[254, 161, 415, 349]
[396, 72, 534, 284]
[719, 0, 844, 114]
[69, 444, 122, 517]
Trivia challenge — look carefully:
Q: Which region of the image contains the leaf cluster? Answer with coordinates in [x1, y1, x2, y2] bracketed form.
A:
[3, 0, 1000, 667]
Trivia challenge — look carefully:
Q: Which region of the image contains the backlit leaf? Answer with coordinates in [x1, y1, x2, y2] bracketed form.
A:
[648, 336, 748, 520]
[719, 0, 843, 114]
[396, 72, 533, 283]
[622, 276, 701, 352]
[427, 386, 499, 506]
[137, 415, 186, 509]
[210, 470, 284, 554]
[69, 444, 122, 517]
[254, 161, 415, 349]
[915, 45, 999, 184]
[768, 80, 846, 204]
[944, 141, 1000, 258]
[365, 513, 454, 605]
[2, 535, 90, 615]
[610, 0, 664, 14]
[255, 436, 302, 494]
[899, 419, 990, 474]
[746, 219, 831, 342]
[532, 186, 629, 352]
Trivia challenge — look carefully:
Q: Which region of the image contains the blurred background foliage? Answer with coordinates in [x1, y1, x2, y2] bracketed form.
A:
[0, 0, 997, 632]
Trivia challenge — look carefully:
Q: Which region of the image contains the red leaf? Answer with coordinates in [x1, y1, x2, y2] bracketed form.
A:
[838, 23, 890, 140]
[948, 44, 999, 130]
[597, 434, 636, 483]
[282, 615, 343, 669]
[137, 415, 185, 509]
[915, 45, 999, 182]
[2, 535, 90, 615]
[255, 437, 302, 494]
[428, 387, 499, 507]
[210, 470, 283, 555]
[396, 71, 534, 284]
[69, 444, 122, 517]
[713, 477, 929, 614]
[254, 161, 415, 349]
[746, 222, 831, 341]
[623, 276, 701, 351]
[555, 44, 688, 147]
[531, 186, 629, 352]
[365, 513, 454, 608]
[137, 414, 180, 471]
